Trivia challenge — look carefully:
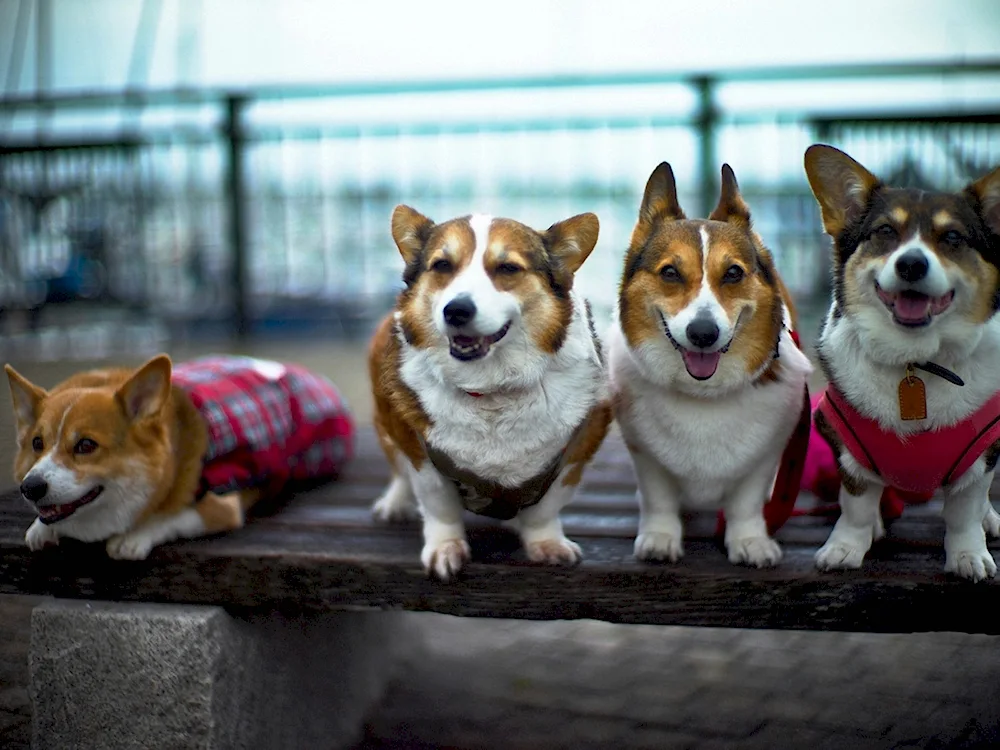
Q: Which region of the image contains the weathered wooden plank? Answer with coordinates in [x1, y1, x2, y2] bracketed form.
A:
[2, 427, 999, 634]
[1, 523, 997, 634]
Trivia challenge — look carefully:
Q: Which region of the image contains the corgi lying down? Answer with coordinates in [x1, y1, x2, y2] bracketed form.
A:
[6, 355, 354, 559]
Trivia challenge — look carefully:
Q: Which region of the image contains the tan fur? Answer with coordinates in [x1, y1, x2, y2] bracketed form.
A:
[619, 164, 788, 382]
[377, 206, 601, 476]
[561, 401, 614, 487]
[393, 208, 597, 358]
[372, 205, 606, 578]
[5, 357, 260, 538]
[803, 146, 880, 238]
[806, 146, 1000, 329]
[195, 489, 262, 533]
[369, 313, 431, 469]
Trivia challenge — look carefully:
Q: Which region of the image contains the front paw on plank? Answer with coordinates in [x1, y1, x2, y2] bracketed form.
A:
[524, 537, 582, 565]
[422, 538, 471, 581]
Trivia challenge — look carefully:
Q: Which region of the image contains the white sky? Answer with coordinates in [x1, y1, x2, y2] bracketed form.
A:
[3, 0, 999, 306]
[1, 0, 999, 91]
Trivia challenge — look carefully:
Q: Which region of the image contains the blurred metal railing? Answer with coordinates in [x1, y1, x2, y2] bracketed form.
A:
[1, 61, 999, 341]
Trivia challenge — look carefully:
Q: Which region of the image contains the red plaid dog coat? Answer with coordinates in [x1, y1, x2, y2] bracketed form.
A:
[171, 356, 354, 497]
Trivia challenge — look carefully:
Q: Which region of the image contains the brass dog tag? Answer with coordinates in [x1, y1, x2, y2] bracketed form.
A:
[898, 366, 927, 421]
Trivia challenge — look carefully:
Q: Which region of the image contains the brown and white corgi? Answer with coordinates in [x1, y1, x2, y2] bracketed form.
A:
[607, 162, 812, 567]
[6, 355, 353, 559]
[370, 206, 612, 580]
[804, 144, 1000, 581]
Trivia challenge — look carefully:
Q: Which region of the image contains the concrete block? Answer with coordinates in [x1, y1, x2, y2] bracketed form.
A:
[30, 600, 410, 750]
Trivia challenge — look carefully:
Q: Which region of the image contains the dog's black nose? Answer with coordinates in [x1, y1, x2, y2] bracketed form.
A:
[20, 476, 48, 503]
[895, 249, 929, 283]
[443, 295, 477, 327]
[686, 316, 720, 349]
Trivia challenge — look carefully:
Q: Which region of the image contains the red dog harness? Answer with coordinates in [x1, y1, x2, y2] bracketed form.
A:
[716, 330, 811, 536]
[172, 356, 355, 498]
[816, 384, 1000, 501]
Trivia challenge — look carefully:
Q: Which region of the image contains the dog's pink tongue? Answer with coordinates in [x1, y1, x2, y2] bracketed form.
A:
[894, 293, 931, 323]
[682, 351, 721, 380]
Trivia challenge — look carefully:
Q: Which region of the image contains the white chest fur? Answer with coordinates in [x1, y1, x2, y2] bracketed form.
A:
[819, 310, 1000, 435]
[400, 289, 606, 487]
[608, 323, 811, 507]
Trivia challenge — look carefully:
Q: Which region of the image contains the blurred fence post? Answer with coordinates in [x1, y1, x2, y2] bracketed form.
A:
[224, 95, 249, 340]
[693, 76, 718, 217]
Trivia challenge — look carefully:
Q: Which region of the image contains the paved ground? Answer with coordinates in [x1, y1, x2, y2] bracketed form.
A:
[4, 597, 999, 749]
[358, 616, 1000, 750]
[3, 304, 1000, 748]
[0, 595, 40, 750]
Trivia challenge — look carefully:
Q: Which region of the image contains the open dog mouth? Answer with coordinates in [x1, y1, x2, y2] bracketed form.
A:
[449, 322, 511, 361]
[658, 312, 730, 381]
[875, 282, 955, 328]
[35, 485, 104, 525]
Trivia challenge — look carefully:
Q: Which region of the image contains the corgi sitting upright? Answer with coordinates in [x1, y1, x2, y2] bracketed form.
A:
[804, 144, 1000, 581]
[607, 162, 812, 567]
[6, 355, 353, 559]
[369, 206, 612, 580]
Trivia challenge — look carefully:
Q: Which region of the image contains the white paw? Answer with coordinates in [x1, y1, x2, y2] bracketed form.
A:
[372, 494, 419, 523]
[106, 532, 155, 561]
[634, 532, 684, 563]
[815, 540, 867, 571]
[25, 519, 59, 551]
[983, 506, 1000, 539]
[421, 538, 471, 581]
[727, 536, 782, 568]
[524, 537, 582, 566]
[944, 549, 998, 582]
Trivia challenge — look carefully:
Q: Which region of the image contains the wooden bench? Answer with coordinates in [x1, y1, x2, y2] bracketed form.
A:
[2, 426, 998, 635]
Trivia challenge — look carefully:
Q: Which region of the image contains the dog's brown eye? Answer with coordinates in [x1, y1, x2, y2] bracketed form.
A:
[496, 262, 522, 275]
[722, 265, 745, 284]
[660, 265, 681, 282]
[31, 436, 43, 452]
[941, 230, 964, 248]
[74, 438, 98, 456]
[874, 224, 896, 239]
[430, 258, 453, 273]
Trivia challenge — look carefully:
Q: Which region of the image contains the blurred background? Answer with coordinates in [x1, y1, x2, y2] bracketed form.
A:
[2, 2, 1000, 748]
[1, 0, 999, 367]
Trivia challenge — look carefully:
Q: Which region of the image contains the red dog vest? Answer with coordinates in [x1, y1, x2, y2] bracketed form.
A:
[172, 356, 355, 498]
[816, 385, 1000, 498]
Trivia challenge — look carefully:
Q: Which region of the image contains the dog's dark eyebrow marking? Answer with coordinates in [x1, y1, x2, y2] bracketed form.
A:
[624, 245, 647, 282]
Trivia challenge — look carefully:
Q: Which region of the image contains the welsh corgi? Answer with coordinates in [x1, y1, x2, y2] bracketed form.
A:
[804, 144, 1000, 581]
[369, 206, 612, 580]
[6, 355, 353, 559]
[607, 162, 812, 567]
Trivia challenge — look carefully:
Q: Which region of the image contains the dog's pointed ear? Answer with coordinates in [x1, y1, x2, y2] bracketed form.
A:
[391, 205, 435, 268]
[117, 355, 172, 421]
[5, 365, 46, 441]
[544, 212, 600, 275]
[708, 164, 751, 226]
[804, 144, 880, 237]
[966, 164, 1000, 236]
[638, 162, 685, 226]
